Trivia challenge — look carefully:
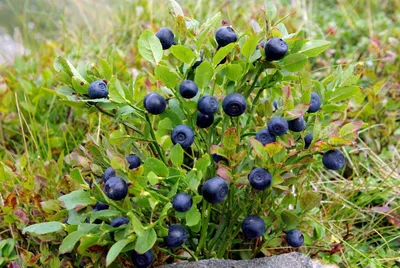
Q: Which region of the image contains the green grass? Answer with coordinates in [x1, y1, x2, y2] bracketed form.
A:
[0, 0, 399, 267]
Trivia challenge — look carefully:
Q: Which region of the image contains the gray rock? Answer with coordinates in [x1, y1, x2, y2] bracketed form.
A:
[163, 253, 322, 268]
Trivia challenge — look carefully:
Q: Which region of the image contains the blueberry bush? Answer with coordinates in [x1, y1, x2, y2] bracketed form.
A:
[2, 0, 398, 267]
[18, 1, 367, 266]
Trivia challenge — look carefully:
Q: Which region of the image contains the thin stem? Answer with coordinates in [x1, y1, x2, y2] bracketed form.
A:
[195, 202, 212, 256]
[158, 248, 191, 260]
[243, 66, 263, 99]
[182, 245, 198, 261]
[145, 113, 167, 164]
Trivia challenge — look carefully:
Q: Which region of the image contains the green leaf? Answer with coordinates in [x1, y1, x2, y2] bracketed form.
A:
[168, 0, 184, 17]
[98, 57, 113, 81]
[58, 190, 95, 210]
[144, 157, 169, 177]
[194, 154, 211, 175]
[59, 231, 86, 254]
[106, 239, 132, 267]
[148, 171, 161, 186]
[249, 138, 266, 160]
[170, 144, 184, 167]
[299, 40, 331, 57]
[134, 228, 157, 254]
[281, 210, 299, 227]
[108, 76, 127, 103]
[196, 12, 222, 50]
[155, 65, 180, 89]
[186, 206, 201, 227]
[213, 43, 237, 67]
[127, 212, 145, 236]
[195, 61, 213, 89]
[283, 53, 308, 72]
[300, 192, 321, 211]
[241, 35, 259, 60]
[285, 103, 310, 120]
[171, 45, 196, 64]
[54, 56, 87, 84]
[23, 222, 63, 235]
[138, 30, 163, 64]
[222, 128, 239, 151]
[329, 86, 362, 103]
[70, 168, 86, 185]
[264, 0, 277, 21]
[226, 64, 243, 82]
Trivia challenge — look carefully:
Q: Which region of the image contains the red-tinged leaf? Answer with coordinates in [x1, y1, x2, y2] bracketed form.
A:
[264, 143, 283, 157]
[311, 141, 334, 152]
[222, 128, 239, 151]
[4, 193, 17, 209]
[230, 151, 246, 167]
[217, 165, 232, 182]
[339, 121, 363, 141]
[278, 135, 295, 148]
[282, 85, 294, 110]
[371, 206, 400, 227]
[210, 145, 227, 158]
[319, 120, 344, 140]
[328, 137, 353, 146]
[285, 103, 310, 120]
[249, 137, 266, 159]
[14, 209, 29, 225]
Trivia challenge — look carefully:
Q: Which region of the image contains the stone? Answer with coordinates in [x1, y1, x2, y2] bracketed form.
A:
[163, 253, 322, 268]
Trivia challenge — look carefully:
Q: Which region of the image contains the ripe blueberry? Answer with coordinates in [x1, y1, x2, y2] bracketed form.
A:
[255, 128, 276, 145]
[198, 95, 219, 115]
[172, 193, 193, 212]
[304, 133, 313, 149]
[143, 93, 167, 115]
[288, 116, 306, 132]
[286, 229, 304, 248]
[104, 177, 128, 201]
[322, 149, 345, 170]
[155, 27, 175, 50]
[110, 217, 129, 240]
[88, 80, 108, 99]
[202, 176, 229, 204]
[256, 40, 266, 50]
[268, 116, 289, 136]
[212, 154, 226, 163]
[196, 112, 214, 128]
[103, 167, 115, 182]
[171, 125, 195, 149]
[179, 80, 198, 99]
[126, 154, 141, 170]
[265, 38, 288, 61]
[308, 92, 321, 113]
[131, 250, 154, 268]
[93, 202, 109, 211]
[215, 26, 238, 48]
[248, 168, 272, 190]
[164, 224, 187, 248]
[222, 93, 247, 117]
[241, 215, 266, 239]
[110, 217, 129, 228]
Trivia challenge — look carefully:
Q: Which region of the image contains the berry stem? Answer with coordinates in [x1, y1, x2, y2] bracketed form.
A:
[195, 201, 212, 256]
[243, 65, 263, 99]
[144, 113, 167, 164]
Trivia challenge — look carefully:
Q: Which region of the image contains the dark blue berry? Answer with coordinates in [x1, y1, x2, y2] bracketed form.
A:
[196, 112, 214, 128]
[88, 80, 108, 99]
[132, 250, 154, 268]
[202, 177, 229, 204]
[172, 193, 193, 213]
[248, 168, 272, 190]
[265, 38, 288, 61]
[93, 202, 109, 211]
[126, 154, 141, 169]
[288, 117, 306, 132]
[241, 215, 266, 239]
[104, 167, 115, 182]
[255, 128, 276, 145]
[256, 40, 266, 50]
[308, 92, 321, 113]
[144, 93, 167, 115]
[215, 26, 238, 48]
[286, 229, 304, 248]
[212, 154, 226, 163]
[198, 95, 219, 115]
[268, 116, 289, 136]
[322, 150, 345, 170]
[104, 177, 128, 201]
[304, 133, 313, 149]
[156, 27, 175, 50]
[222, 93, 247, 117]
[171, 125, 195, 149]
[179, 80, 198, 99]
[110, 217, 129, 228]
[164, 224, 187, 248]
